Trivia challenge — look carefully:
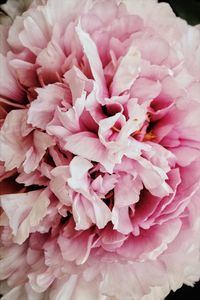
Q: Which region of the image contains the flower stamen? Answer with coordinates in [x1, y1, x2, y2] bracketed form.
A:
[112, 126, 120, 132]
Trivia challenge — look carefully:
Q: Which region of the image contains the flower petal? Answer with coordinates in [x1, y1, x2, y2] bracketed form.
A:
[1, 189, 50, 244]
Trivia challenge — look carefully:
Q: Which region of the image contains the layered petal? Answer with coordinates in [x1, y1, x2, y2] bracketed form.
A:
[1, 189, 50, 244]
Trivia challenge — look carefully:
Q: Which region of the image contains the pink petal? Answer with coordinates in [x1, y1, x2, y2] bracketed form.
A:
[10, 59, 38, 87]
[172, 146, 200, 167]
[0, 244, 27, 281]
[72, 194, 93, 230]
[58, 231, 95, 265]
[64, 66, 92, 104]
[112, 206, 133, 234]
[91, 173, 117, 196]
[76, 23, 108, 99]
[28, 84, 70, 130]
[131, 77, 161, 103]
[19, 15, 49, 55]
[63, 132, 113, 172]
[67, 156, 92, 197]
[118, 219, 182, 260]
[136, 158, 173, 197]
[89, 194, 111, 229]
[36, 37, 65, 80]
[1, 189, 50, 244]
[23, 131, 55, 174]
[111, 47, 141, 96]
[100, 224, 128, 251]
[132, 32, 170, 65]
[49, 275, 78, 300]
[0, 110, 32, 171]
[114, 174, 142, 207]
[0, 54, 24, 101]
[50, 166, 72, 206]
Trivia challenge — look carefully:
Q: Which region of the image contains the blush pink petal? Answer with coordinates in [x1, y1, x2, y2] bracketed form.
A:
[28, 269, 55, 293]
[112, 206, 133, 234]
[0, 189, 50, 244]
[49, 275, 78, 300]
[114, 174, 142, 207]
[63, 131, 113, 172]
[0, 110, 32, 171]
[187, 81, 200, 102]
[75, 194, 111, 230]
[91, 173, 117, 196]
[19, 14, 49, 55]
[99, 224, 128, 251]
[67, 156, 92, 197]
[64, 66, 93, 104]
[36, 34, 66, 82]
[10, 59, 39, 88]
[88, 194, 111, 229]
[172, 146, 200, 167]
[58, 231, 95, 265]
[16, 169, 49, 187]
[56, 93, 86, 133]
[23, 131, 55, 173]
[136, 158, 173, 197]
[157, 162, 200, 219]
[0, 244, 27, 282]
[111, 46, 141, 96]
[178, 25, 200, 79]
[72, 194, 93, 230]
[130, 77, 162, 103]
[50, 166, 72, 206]
[144, 168, 182, 225]
[27, 84, 70, 130]
[118, 219, 182, 260]
[0, 54, 24, 101]
[76, 23, 108, 99]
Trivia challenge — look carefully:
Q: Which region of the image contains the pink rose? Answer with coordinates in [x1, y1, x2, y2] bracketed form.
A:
[0, 0, 200, 299]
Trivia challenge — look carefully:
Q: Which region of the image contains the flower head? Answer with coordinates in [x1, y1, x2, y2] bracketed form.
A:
[0, 0, 200, 299]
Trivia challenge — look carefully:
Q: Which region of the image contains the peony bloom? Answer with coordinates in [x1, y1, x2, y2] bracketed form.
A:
[0, 0, 200, 299]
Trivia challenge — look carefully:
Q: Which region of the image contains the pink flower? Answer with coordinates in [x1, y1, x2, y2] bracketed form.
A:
[0, 0, 200, 299]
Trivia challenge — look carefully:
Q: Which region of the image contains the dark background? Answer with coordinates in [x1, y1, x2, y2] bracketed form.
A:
[0, 0, 200, 299]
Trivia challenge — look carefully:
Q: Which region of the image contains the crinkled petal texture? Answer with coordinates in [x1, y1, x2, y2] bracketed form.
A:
[0, 0, 200, 299]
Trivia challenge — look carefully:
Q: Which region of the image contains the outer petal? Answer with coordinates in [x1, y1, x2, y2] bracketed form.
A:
[23, 131, 55, 173]
[63, 132, 113, 172]
[76, 22, 108, 99]
[67, 156, 92, 197]
[111, 46, 141, 96]
[0, 54, 24, 101]
[27, 84, 70, 130]
[0, 110, 32, 171]
[1, 189, 50, 244]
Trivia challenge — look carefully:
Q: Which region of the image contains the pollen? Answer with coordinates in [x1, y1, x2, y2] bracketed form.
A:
[143, 131, 156, 141]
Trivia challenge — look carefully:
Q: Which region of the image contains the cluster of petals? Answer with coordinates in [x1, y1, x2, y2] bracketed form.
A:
[0, 0, 200, 299]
